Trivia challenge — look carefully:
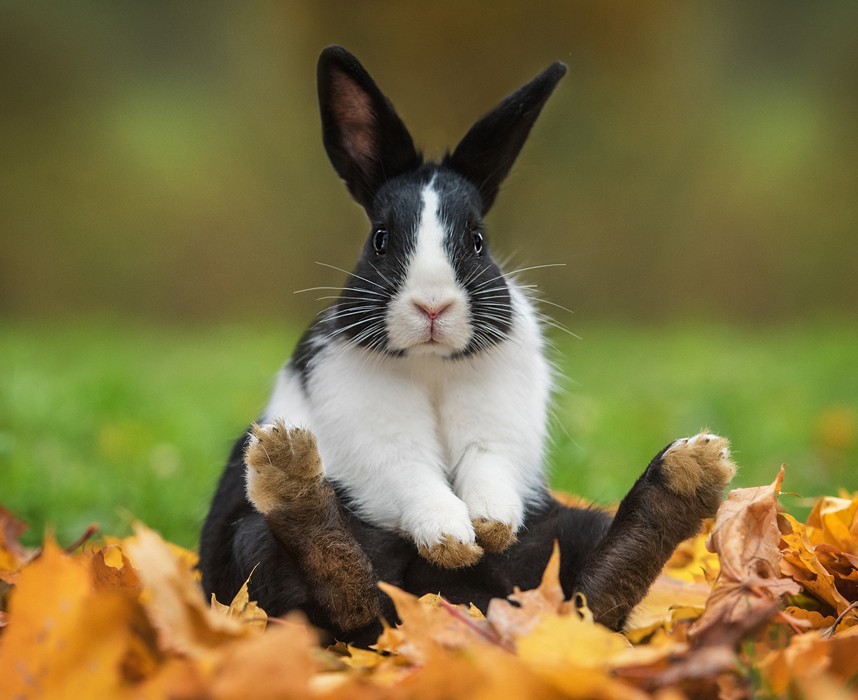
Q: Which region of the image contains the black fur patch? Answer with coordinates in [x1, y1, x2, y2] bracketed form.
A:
[331, 167, 431, 353]
[433, 169, 513, 357]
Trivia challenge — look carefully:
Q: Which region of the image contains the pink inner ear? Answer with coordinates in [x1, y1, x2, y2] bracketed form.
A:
[330, 71, 377, 165]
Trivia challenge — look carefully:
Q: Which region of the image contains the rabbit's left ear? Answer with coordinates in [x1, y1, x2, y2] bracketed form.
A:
[318, 46, 422, 210]
[445, 62, 567, 214]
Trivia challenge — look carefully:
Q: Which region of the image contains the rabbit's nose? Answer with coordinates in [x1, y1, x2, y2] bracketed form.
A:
[413, 300, 453, 321]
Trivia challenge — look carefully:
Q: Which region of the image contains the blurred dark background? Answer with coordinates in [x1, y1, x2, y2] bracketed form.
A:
[3, 1, 857, 324]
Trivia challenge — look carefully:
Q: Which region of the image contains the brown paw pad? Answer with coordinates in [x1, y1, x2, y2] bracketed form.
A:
[472, 518, 517, 553]
[418, 535, 484, 569]
[661, 432, 737, 497]
[245, 420, 324, 514]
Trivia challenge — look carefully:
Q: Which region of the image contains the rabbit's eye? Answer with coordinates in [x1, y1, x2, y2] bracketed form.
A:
[471, 230, 484, 255]
[373, 227, 388, 255]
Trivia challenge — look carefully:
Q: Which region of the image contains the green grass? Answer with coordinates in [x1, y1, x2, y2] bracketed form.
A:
[1, 319, 856, 549]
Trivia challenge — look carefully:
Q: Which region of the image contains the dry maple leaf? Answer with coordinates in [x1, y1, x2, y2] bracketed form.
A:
[210, 569, 268, 633]
[641, 468, 801, 692]
[779, 512, 852, 615]
[6, 471, 858, 700]
[124, 524, 251, 657]
[759, 624, 858, 697]
[376, 581, 503, 663]
[806, 494, 858, 554]
[0, 537, 162, 697]
[485, 542, 577, 646]
[690, 467, 800, 647]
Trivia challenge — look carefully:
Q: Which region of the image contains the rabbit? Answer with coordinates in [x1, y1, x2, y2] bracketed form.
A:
[199, 47, 736, 643]
[252, 46, 565, 568]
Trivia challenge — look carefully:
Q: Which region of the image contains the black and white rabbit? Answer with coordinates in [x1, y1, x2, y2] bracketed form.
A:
[254, 46, 564, 567]
[200, 47, 735, 642]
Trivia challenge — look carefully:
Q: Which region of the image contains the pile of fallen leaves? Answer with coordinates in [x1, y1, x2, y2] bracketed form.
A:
[2, 469, 857, 699]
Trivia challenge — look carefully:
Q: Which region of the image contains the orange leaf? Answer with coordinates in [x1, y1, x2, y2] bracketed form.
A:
[124, 524, 248, 657]
[486, 542, 574, 646]
[207, 616, 319, 699]
[779, 512, 852, 615]
[0, 538, 162, 696]
[760, 626, 858, 696]
[91, 543, 142, 595]
[377, 581, 498, 663]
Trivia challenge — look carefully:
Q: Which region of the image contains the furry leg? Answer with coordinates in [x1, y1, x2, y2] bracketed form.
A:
[245, 420, 381, 631]
[576, 433, 736, 630]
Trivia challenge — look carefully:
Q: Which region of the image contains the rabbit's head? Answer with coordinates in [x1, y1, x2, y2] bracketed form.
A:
[317, 47, 566, 359]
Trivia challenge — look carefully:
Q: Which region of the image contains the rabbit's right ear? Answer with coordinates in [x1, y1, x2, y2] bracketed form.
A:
[318, 46, 422, 211]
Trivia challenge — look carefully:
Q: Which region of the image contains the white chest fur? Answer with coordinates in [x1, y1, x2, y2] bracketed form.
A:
[263, 287, 551, 551]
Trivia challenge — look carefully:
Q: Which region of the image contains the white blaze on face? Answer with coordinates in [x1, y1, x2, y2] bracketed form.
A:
[386, 184, 472, 355]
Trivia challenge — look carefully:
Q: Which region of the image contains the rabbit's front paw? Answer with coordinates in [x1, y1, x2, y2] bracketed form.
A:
[460, 485, 523, 553]
[244, 420, 323, 515]
[418, 536, 484, 569]
[471, 518, 517, 553]
[407, 501, 484, 569]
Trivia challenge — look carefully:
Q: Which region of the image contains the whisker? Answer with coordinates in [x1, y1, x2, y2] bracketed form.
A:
[315, 261, 388, 291]
[504, 262, 567, 277]
[369, 262, 394, 288]
[294, 285, 387, 298]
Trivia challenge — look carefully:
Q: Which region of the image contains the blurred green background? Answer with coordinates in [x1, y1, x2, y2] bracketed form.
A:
[1, 2, 857, 548]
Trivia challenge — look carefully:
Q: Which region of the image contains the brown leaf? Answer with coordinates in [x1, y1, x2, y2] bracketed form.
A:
[709, 468, 787, 584]
[0, 504, 34, 581]
[690, 468, 800, 648]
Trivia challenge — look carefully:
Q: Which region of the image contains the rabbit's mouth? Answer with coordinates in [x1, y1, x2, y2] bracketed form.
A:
[385, 300, 473, 356]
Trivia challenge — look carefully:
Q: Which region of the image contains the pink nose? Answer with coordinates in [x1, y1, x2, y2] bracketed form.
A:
[414, 301, 452, 321]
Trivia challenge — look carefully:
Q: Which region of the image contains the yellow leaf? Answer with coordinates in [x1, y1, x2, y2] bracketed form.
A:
[662, 527, 720, 583]
[626, 574, 709, 642]
[782, 605, 836, 631]
[806, 494, 858, 554]
[210, 570, 268, 633]
[779, 512, 852, 614]
[517, 615, 646, 699]
[0, 538, 92, 696]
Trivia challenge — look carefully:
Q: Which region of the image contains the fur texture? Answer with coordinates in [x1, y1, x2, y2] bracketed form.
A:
[258, 48, 566, 562]
[201, 428, 736, 644]
[198, 46, 736, 645]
